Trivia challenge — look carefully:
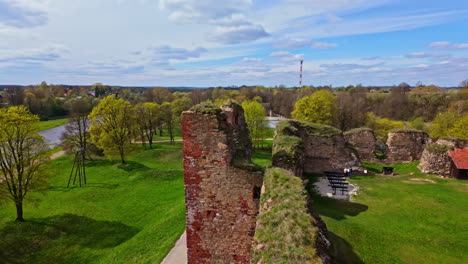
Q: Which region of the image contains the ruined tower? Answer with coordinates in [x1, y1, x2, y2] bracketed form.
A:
[182, 102, 263, 264]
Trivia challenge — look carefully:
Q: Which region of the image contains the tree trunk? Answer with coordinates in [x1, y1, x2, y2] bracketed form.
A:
[119, 147, 126, 164]
[15, 202, 24, 222]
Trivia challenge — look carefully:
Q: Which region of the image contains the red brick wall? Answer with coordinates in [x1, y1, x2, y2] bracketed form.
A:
[182, 106, 263, 264]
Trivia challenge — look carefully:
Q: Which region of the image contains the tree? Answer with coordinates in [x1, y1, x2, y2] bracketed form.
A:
[459, 79, 468, 89]
[152, 87, 175, 104]
[447, 115, 468, 140]
[91, 83, 107, 97]
[160, 102, 175, 143]
[0, 106, 49, 221]
[242, 100, 268, 149]
[60, 99, 93, 158]
[89, 96, 136, 164]
[429, 111, 468, 138]
[292, 90, 337, 125]
[135, 103, 161, 149]
[365, 112, 404, 139]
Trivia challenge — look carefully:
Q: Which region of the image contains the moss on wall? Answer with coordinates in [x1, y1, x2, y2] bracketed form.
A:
[253, 168, 322, 264]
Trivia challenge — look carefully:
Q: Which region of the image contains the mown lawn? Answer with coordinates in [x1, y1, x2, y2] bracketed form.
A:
[254, 147, 468, 264]
[37, 118, 69, 132]
[306, 161, 468, 264]
[0, 142, 186, 264]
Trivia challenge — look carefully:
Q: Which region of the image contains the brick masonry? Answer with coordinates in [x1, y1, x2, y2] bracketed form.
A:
[182, 102, 263, 264]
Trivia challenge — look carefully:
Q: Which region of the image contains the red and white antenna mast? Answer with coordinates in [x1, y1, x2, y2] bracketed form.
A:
[299, 59, 303, 87]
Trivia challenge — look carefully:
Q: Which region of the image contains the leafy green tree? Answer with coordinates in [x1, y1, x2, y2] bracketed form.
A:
[242, 100, 268, 149]
[292, 90, 337, 125]
[366, 112, 404, 139]
[0, 106, 50, 221]
[409, 117, 425, 131]
[89, 96, 136, 164]
[428, 111, 461, 138]
[448, 115, 468, 140]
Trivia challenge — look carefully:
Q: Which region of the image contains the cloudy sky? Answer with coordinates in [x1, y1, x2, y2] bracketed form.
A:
[1, 0, 468, 87]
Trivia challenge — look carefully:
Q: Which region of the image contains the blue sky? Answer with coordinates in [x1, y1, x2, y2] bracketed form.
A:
[1, 0, 467, 87]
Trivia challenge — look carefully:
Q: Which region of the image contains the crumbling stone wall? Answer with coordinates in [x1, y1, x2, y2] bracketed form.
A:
[182, 102, 263, 264]
[344, 128, 378, 161]
[273, 120, 362, 174]
[385, 130, 431, 163]
[418, 138, 468, 177]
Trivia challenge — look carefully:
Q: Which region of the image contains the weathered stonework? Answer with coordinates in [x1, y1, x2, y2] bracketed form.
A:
[182, 102, 263, 264]
[273, 120, 363, 175]
[385, 130, 431, 163]
[418, 138, 468, 177]
[344, 128, 378, 162]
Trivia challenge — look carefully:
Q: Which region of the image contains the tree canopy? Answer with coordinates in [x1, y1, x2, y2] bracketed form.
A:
[292, 90, 337, 125]
[0, 106, 50, 221]
[89, 95, 136, 164]
[242, 100, 268, 149]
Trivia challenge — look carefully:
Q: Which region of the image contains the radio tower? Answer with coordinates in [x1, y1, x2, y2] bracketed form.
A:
[299, 59, 303, 87]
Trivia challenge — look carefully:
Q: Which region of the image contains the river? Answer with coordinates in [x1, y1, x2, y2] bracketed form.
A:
[38, 124, 67, 146]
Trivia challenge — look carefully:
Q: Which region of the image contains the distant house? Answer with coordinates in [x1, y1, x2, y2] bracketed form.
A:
[449, 148, 468, 179]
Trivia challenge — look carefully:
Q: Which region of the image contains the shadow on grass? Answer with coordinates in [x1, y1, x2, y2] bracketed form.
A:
[0, 214, 139, 264]
[116, 161, 151, 172]
[311, 195, 368, 220]
[48, 183, 120, 192]
[304, 173, 368, 220]
[328, 232, 364, 264]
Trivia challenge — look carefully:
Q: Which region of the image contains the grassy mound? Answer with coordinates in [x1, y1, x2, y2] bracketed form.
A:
[253, 168, 322, 264]
[0, 142, 186, 264]
[343, 127, 373, 136]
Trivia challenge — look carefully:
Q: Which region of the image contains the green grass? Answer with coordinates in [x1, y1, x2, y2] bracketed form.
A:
[252, 143, 273, 168]
[38, 118, 69, 132]
[305, 162, 468, 264]
[0, 142, 186, 264]
[153, 126, 182, 141]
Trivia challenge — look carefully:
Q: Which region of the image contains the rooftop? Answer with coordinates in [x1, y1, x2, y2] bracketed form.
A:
[449, 148, 468, 170]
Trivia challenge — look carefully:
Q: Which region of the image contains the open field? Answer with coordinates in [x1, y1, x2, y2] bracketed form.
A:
[306, 161, 468, 264]
[2, 141, 467, 264]
[37, 118, 69, 132]
[0, 142, 186, 264]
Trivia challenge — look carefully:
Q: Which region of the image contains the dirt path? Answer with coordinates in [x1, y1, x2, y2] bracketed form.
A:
[50, 150, 66, 160]
[161, 231, 187, 264]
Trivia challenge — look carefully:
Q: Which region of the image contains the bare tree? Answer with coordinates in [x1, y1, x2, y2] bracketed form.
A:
[61, 99, 92, 159]
[459, 79, 468, 89]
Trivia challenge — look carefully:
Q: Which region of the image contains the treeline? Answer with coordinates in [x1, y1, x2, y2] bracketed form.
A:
[1, 80, 467, 135]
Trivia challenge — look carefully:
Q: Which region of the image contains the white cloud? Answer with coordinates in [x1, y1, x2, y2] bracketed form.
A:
[272, 38, 312, 49]
[159, 0, 252, 22]
[0, 44, 68, 62]
[428, 41, 468, 50]
[311, 41, 337, 49]
[209, 24, 269, 44]
[320, 62, 384, 71]
[405, 52, 449, 58]
[269, 51, 303, 61]
[0, 0, 48, 28]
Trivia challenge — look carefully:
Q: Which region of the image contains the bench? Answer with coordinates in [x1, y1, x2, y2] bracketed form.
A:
[326, 176, 346, 181]
[331, 185, 349, 195]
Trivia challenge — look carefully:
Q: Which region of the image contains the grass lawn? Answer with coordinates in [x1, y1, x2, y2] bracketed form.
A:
[38, 118, 69, 132]
[306, 161, 468, 264]
[0, 142, 186, 264]
[252, 140, 273, 168]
